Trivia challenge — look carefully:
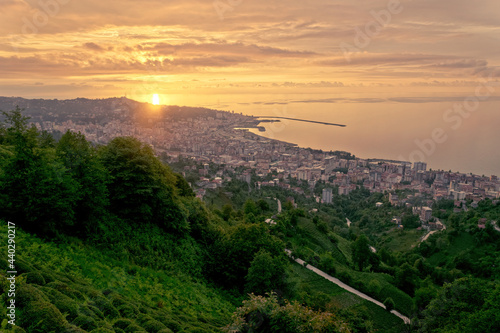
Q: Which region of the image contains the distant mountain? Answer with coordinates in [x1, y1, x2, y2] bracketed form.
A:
[0, 96, 223, 124]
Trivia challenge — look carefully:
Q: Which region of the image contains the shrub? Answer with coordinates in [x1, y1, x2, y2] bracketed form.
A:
[224, 293, 350, 333]
[92, 296, 120, 319]
[90, 328, 115, 333]
[124, 323, 147, 332]
[87, 304, 106, 319]
[40, 271, 56, 284]
[383, 297, 396, 311]
[154, 316, 181, 331]
[136, 313, 155, 325]
[42, 286, 80, 321]
[55, 296, 81, 321]
[117, 303, 140, 318]
[142, 319, 167, 333]
[108, 292, 128, 308]
[64, 324, 88, 333]
[113, 318, 134, 330]
[16, 258, 35, 274]
[16, 283, 48, 307]
[26, 271, 46, 285]
[73, 315, 98, 331]
[6, 326, 26, 333]
[20, 301, 68, 332]
[46, 281, 86, 301]
[157, 329, 174, 333]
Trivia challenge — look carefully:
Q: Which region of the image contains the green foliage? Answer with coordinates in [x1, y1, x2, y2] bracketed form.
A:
[224, 293, 350, 333]
[142, 319, 167, 332]
[208, 222, 284, 289]
[351, 234, 371, 271]
[394, 263, 419, 297]
[401, 214, 420, 229]
[245, 250, 288, 295]
[419, 277, 500, 332]
[0, 108, 80, 234]
[56, 130, 109, 235]
[383, 297, 395, 311]
[20, 301, 68, 332]
[99, 136, 188, 233]
[73, 315, 98, 331]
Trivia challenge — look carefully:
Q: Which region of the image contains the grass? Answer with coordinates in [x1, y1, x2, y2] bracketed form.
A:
[379, 228, 426, 252]
[287, 261, 407, 332]
[427, 232, 475, 266]
[296, 217, 336, 253]
[331, 234, 353, 264]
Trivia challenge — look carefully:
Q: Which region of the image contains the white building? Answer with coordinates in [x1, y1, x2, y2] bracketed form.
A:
[322, 188, 333, 204]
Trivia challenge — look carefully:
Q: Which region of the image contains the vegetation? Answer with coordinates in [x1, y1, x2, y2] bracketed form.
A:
[1, 107, 499, 332]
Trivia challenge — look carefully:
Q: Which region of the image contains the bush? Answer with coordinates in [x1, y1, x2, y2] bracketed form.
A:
[15, 258, 35, 274]
[156, 317, 182, 332]
[124, 323, 147, 332]
[46, 281, 86, 301]
[383, 297, 396, 311]
[42, 286, 80, 321]
[136, 313, 155, 325]
[113, 319, 134, 330]
[26, 271, 46, 285]
[64, 324, 88, 333]
[16, 283, 48, 307]
[73, 315, 98, 331]
[223, 293, 350, 333]
[87, 304, 106, 319]
[90, 329, 115, 333]
[116, 303, 140, 318]
[20, 301, 68, 332]
[157, 329, 174, 333]
[92, 296, 120, 319]
[108, 292, 128, 308]
[40, 271, 56, 284]
[142, 319, 167, 333]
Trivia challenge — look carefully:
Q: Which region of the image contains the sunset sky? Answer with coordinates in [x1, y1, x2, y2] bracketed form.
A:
[1, 0, 500, 106]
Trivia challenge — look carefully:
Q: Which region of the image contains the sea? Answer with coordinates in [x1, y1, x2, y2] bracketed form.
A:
[184, 92, 500, 177]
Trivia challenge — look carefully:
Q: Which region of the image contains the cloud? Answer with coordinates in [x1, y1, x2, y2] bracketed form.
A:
[83, 42, 105, 51]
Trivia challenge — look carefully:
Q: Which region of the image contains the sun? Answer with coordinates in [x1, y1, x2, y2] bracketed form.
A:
[152, 94, 160, 105]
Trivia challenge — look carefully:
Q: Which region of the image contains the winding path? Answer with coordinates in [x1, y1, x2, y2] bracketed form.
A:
[285, 249, 411, 324]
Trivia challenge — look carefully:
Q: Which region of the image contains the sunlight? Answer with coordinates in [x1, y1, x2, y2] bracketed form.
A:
[152, 94, 160, 105]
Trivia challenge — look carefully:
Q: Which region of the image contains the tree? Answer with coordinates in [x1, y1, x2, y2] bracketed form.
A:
[351, 234, 371, 271]
[224, 293, 350, 333]
[245, 250, 288, 295]
[419, 277, 500, 332]
[395, 263, 419, 296]
[56, 130, 109, 234]
[244, 199, 258, 216]
[0, 108, 79, 234]
[99, 137, 187, 232]
[402, 214, 420, 229]
[209, 223, 284, 289]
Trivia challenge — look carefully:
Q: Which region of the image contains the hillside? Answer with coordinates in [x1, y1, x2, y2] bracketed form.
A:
[1, 106, 499, 332]
[0, 107, 352, 332]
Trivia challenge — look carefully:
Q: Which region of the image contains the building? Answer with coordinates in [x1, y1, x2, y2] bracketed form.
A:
[322, 188, 333, 204]
[413, 162, 427, 172]
[421, 207, 433, 222]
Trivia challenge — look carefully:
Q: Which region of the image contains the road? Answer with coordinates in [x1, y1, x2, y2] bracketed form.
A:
[419, 220, 447, 245]
[285, 249, 411, 325]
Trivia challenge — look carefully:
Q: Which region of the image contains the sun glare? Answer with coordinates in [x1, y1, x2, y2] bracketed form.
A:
[152, 94, 160, 105]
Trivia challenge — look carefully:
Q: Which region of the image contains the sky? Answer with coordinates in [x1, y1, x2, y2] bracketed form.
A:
[1, 0, 500, 106]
